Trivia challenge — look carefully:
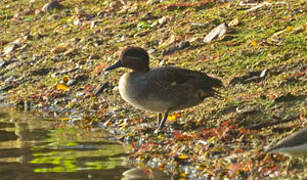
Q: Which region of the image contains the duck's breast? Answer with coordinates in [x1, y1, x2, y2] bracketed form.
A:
[119, 73, 171, 112]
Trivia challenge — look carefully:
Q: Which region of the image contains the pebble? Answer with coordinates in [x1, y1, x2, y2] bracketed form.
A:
[0, 60, 8, 68]
[42, 0, 63, 12]
[162, 41, 190, 55]
[4, 44, 18, 55]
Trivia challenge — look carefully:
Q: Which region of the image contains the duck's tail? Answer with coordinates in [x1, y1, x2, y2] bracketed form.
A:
[207, 75, 224, 88]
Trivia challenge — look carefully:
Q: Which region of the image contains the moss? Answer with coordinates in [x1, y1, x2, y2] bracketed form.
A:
[1, 0, 306, 178]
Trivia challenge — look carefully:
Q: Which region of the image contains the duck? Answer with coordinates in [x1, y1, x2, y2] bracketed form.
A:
[267, 128, 307, 156]
[105, 47, 223, 129]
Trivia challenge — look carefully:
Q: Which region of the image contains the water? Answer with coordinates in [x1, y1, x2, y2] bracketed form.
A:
[0, 110, 130, 180]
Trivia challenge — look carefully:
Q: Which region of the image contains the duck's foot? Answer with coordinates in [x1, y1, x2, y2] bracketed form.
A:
[158, 112, 169, 129]
[156, 113, 162, 127]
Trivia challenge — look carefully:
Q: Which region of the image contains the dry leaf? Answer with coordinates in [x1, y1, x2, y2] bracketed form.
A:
[250, 41, 258, 47]
[159, 34, 176, 48]
[63, 48, 77, 56]
[56, 83, 69, 91]
[203, 23, 227, 43]
[178, 154, 188, 159]
[63, 77, 70, 83]
[51, 46, 67, 54]
[93, 63, 107, 74]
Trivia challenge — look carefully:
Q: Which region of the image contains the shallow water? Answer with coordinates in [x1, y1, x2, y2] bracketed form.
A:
[0, 110, 130, 180]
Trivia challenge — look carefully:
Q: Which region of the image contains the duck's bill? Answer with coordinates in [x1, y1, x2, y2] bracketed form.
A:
[105, 60, 122, 71]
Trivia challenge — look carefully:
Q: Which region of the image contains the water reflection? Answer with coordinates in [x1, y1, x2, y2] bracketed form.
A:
[0, 110, 129, 180]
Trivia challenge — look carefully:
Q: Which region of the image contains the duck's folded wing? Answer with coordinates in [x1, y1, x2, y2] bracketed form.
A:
[148, 67, 223, 90]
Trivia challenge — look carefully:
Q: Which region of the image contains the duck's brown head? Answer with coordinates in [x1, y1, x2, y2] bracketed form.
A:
[105, 47, 150, 72]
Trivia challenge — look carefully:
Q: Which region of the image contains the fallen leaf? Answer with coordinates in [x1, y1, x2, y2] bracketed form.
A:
[51, 46, 67, 54]
[93, 63, 107, 74]
[159, 34, 176, 48]
[63, 77, 70, 83]
[203, 23, 227, 43]
[178, 154, 188, 159]
[60, 117, 70, 121]
[250, 41, 258, 47]
[56, 83, 69, 91]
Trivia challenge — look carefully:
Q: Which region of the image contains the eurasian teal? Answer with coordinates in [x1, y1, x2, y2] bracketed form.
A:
[105, 47, 223, 129]
[267, 128, 307, 156]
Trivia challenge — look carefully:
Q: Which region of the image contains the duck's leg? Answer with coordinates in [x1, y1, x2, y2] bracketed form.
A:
[157, 113, 162, 126]
[159, 112, 169, 129]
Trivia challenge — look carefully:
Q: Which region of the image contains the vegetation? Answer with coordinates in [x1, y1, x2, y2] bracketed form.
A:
[1, 0, 306, 179]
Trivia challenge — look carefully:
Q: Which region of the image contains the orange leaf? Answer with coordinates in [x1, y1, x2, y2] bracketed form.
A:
[93, 63, 107, 74]
[56, 84, 69, 91]
[63, 77, 70, 83]
[51, 46, 67, 54]
[178, 154, 188, 159]
[60, 117, 70, 121]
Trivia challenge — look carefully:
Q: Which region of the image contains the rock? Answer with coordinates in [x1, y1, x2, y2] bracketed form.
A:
[42, 0, 63, 12]
[30, 68, 52, 76]
[236, 105, 259, 114]
[73, 18, 82, 26]
[229, 69, 269, 85]
[88, 55, 99, 60]
[0, 84, 15, 92]
[48, 14, 62, 20]
[0, 60, 8, 68]
[66, 79, 77, 86]
[93, 39, 103, 47]
[158, 16, 168, 26]
[203, 23, 227, 43]
[162, 41, 190, 55]
[3, 43, 18, 55]
[97, 10, 106, 17]
[243, 69, 268, 83]
[63, 48, 77, 56]
[122, 168, 169, 180]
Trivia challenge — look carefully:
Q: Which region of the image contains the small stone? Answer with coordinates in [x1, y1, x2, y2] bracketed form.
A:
[93, 40, 103, 47]
[162, 41, 190, 55]
[259, 69, 268, 78]
[63, 48, 77, 56]
[0, 60, 8, 68]
[67, 79, 77, 86]
[236, 105, 258, 114]
[90, 21, 96, 29]
[0, 84, 14, 92]
[73, 18, 82, 26]
[48, 14, 61, 20]
[89, 55, 99, 60]
[4, 43, 18, 55]
[42, 0, 63, 12]
[158, 16, 168, 26]
[97, 10, 106, 17]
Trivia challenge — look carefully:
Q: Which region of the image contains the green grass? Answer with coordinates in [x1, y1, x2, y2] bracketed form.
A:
[0, 0, 306, 179]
